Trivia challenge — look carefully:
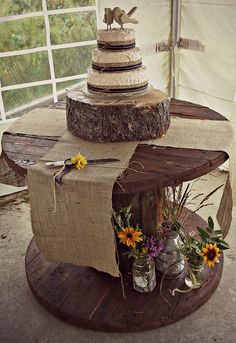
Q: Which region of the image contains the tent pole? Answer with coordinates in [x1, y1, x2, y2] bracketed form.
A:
[170, 0, 181, 99]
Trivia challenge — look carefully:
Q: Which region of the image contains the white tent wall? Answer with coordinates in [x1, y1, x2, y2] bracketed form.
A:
[178, 0, 236, 121]
[97, 0, 171, 93]
[97, 1, 236, 122]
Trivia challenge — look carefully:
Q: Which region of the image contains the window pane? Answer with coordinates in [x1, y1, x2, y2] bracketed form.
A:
[47, 0, 95, 10]
[50, 11, 96, 45]
[53, 45, 94, 78]
[0, 52, 51, 87]
[0, 0, 42, 16]
[56, 78, 85, 91]
[3, 85, 52, 114]
[0, 17, 46, 52]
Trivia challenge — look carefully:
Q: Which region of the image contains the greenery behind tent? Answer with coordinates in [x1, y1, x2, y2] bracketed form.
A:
[0, 0, 96, 114]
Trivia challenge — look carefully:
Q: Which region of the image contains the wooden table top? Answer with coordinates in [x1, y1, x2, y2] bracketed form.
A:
[2, 98, 228, 194]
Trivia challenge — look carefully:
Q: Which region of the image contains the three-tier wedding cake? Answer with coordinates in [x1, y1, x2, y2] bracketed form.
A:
[66, 7, 170, 142]
[87, 28, 148, 93]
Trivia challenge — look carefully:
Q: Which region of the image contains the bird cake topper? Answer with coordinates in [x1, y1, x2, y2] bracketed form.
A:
[103, 7, 138, 30]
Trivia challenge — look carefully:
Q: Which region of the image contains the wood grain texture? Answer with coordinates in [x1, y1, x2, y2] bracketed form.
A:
[66, 89, 170, 142]
[2, 99, 229, 192]
[25, 210, 223, 332]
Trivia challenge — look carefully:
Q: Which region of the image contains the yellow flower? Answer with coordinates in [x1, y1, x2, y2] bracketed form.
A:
[118, 227, 143, 248]
[71, 156, 78, 164]
[76, 156, 87, 170]
[199, 243, 221, 267]
[71, 152, 87, 170]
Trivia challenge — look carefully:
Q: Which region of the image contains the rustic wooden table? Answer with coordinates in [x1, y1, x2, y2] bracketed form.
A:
[1, 98, 228, 332]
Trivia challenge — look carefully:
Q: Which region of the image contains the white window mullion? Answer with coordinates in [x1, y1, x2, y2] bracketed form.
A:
[0, 6, 96, 23]
[51, 40, 96, 50]
[0, 74, 87, 92]
[95, 0, 99, 29]
[0, 81, 6, 121]
[47, 6, 96, 16]
[0, 40, 96, 58]
[42, 0, 58, 103]
[0, 11, 44, 23]
[0, 46, 48, 58]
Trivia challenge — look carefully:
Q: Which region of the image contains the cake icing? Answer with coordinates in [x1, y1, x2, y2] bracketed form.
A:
[87, 66, 148, 92]
[97, 28, 135, 48]
[92, 47, 142, 67]
[87, 24, 148, 93]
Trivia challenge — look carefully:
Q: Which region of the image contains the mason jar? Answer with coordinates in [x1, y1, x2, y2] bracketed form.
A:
[185, 261, 204, 289]
[155, 230, 185, 278]
[132, 256, 156, 293]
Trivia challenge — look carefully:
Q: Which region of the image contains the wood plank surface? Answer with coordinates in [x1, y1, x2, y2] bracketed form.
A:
[2, 98, 229, 193]
[25, 210, 223, 332]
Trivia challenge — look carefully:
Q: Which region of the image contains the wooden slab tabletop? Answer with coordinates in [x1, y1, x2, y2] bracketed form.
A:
[2, 98, 228, 194]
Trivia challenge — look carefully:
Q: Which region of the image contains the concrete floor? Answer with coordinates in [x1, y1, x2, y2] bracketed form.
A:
[0, 171, 236, 343]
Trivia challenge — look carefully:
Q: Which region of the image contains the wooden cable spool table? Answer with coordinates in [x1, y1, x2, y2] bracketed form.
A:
[2, 98, 228, 332]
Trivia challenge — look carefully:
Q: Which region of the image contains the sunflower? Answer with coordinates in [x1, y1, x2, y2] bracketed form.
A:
[118, 227, 143, 248]
[76, 156, 87, 170]
[71, 152, 87, 170]
[199, 243, 221, 267]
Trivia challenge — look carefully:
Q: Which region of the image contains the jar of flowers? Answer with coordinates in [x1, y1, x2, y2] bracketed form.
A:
[112, 206, 165, 293]
[178, 216, 229, 288]
[157, 182, 229, 287]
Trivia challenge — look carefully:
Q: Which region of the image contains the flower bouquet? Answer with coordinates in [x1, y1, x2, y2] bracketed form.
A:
[177, 216, 229, 288]
[159, 181, 229, 288]
[112, 206, 165, 293]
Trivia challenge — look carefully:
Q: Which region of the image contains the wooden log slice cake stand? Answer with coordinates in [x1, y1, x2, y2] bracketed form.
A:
[2, 99, 228, 332]
[66, 87, 170, 142]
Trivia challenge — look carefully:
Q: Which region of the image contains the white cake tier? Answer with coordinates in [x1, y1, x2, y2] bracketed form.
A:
[92, 47, 142, 68]
[97, 28, 135, 43]
[97, 28, 135, 50]
[87, 66, 148, 93]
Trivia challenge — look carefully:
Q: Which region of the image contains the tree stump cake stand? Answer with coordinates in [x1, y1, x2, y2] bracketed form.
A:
[66, 88, 170, 142]
[1, 98, 228, 332]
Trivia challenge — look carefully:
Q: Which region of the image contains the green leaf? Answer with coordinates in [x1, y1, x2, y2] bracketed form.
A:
[210, 238, 230, 249]
[206, 227, 213, 234]
[208, 216, 214, 231]
[197, 227, 210, 241]
[216, 243, 230, 251]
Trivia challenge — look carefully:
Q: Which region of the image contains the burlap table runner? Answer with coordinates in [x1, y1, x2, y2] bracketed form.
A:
[3, 107, 235, 277]
[28, 131, 137, 277]
[7, 108, 66, 137]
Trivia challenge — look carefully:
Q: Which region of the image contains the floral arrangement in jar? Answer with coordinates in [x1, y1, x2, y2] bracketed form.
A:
[159, 181, 229, 289]
[112, 206, 166, 293]
[177, 216, 229, 288]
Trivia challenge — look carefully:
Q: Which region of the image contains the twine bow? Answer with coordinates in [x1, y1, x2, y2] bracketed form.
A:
[54, 152, 87, 186]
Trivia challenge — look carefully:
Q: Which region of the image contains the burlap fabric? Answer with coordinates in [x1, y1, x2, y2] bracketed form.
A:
[151, 118, 235, 238]
[7, 108, 66, 137]
[3, 107, 236, 277]
[28, 130, 137, 277]
[0, 108, 66, 186]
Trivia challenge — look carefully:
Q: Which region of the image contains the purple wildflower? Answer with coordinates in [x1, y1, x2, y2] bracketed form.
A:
[145, 235, 165, 257]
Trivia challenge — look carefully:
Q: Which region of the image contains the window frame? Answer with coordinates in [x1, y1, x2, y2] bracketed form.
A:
[0, 0, 98, 121]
